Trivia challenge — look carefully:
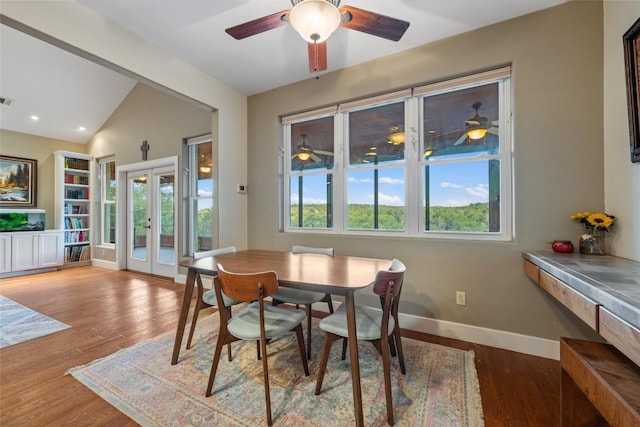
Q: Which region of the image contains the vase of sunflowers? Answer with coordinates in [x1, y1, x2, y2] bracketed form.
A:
[570, 211, 615, 255]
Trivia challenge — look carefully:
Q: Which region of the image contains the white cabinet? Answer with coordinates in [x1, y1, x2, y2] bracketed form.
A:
[1, 231, 64, 275]
[11, 233, 39, 271]
[54, 151, 94, 266]
[0, 234, 11, 273]
[39, 232, 65, 268]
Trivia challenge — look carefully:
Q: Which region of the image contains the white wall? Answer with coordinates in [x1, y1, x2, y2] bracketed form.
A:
[0, 1, 249, 251]
[604, 1, 640, 262]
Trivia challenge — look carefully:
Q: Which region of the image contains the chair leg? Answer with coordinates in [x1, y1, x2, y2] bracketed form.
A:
[259, 335, 273, 426]
[226, 306, 233, 362]
[206, 330, 229, 397]
[322, 293, 334, 313]
[294, 324, 310, 376]
[381, 335, 394, 426]
[393, 327, 406, 375]
[306, 305, 313, 359]
[315, 332, 341, 395]
[186, 298, 203, 349]
[341, 337, 348, 360]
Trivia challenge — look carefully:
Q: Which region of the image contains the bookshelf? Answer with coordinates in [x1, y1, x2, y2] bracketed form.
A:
[54, 151, 94, 267]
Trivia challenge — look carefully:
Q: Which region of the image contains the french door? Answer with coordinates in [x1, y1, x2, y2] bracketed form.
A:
[126, 165, 176, 277]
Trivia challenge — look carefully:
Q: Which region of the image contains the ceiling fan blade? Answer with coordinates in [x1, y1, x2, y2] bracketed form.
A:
[308, 42, 327, 72]
[453, 133, 468, 146]
[311, 153, 322, 163]
[314, 150, 334, 156]
[339, 6, 409, 42]
[225, 10, 290, 40]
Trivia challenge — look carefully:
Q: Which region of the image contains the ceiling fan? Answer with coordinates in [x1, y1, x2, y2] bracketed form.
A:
[293, 134, 334, 162]
[225, 0, 410, 73]
[454, 102, 499, 145]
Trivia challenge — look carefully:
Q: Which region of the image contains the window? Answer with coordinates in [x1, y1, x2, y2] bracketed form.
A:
[99, 158, 116, 246]
[289, 116, 334, 229]
[282, 68, 512, 240]
[184, 135, 214, 255]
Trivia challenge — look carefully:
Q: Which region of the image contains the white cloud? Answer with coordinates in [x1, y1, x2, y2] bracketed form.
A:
[379, 176, 404, 185]
[367, 192, 404, 206]
[290, 194, 327, 204]
[440, 182, 464, 189]
[198, 189, 213, 197]
[465, 184, 489, 200]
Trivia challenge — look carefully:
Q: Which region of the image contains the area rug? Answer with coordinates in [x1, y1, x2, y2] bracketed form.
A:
[0, 295, 70, 348]
[68, 312, 484, 426]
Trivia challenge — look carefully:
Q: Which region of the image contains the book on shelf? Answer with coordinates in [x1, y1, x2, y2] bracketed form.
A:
[64, 157, 90, 171]
[65, 245, 91, 263]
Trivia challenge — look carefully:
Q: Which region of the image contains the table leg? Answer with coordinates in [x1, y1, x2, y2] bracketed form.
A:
[345, 292, 364, 427]
[171, 268, 197, 365]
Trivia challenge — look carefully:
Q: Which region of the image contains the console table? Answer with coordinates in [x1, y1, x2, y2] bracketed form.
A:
[522, 251, 640, 427]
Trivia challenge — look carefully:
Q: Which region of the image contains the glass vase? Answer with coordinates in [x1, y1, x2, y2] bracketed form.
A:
[578, 231, 606, 255]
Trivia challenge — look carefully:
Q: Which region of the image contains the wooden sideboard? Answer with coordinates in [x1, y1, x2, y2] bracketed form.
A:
[522, 251, 640, 427]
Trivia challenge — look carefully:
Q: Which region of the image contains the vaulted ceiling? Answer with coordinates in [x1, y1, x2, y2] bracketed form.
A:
[0, 0, 565, 143]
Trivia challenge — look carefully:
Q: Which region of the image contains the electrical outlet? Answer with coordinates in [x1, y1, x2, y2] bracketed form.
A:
[456, 291, 466, 306]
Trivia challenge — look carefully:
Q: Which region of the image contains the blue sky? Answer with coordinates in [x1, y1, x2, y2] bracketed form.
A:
[291, 161, 490, 208]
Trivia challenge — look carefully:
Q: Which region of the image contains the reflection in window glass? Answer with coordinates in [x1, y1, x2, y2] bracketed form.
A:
[422, 83, 501, 233]
[288, 117, 334, 229]
[101, 160, 116, 245]
[192, 142, 213, 253]
[282, 68, 511, 240]
[347, 102, 405, 230]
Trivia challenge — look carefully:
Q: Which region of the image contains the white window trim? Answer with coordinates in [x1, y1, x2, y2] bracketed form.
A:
[98, 156, 116, 248]
[184, 134, 214, 256]
[282, 68, 513, 241]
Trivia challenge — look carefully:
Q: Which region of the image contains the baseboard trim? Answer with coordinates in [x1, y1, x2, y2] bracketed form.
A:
[91, 259, 119, 270]
[171, 274, 559, 360]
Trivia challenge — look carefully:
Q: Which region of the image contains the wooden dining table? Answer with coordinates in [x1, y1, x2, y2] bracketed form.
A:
[173, 249, 391, 427]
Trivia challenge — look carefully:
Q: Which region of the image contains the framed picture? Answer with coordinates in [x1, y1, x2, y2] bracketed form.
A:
[0, 155, 38, 207]
[623, 17, 640, 163]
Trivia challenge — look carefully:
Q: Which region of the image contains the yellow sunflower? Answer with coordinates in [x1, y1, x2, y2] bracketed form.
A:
[586, 213, 614, 230]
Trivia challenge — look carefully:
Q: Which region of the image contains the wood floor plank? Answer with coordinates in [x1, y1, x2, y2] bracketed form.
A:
[1, 266, 560, 426]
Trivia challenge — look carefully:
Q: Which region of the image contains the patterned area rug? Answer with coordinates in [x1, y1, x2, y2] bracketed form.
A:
[68, 311, 484, 426]
[0, 295, 71, 348]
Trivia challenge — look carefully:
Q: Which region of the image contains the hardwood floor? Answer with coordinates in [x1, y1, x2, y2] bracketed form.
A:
[0, 266, 560, 426]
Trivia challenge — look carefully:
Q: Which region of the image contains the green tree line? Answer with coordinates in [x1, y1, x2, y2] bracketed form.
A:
[291, 202, 489, 232]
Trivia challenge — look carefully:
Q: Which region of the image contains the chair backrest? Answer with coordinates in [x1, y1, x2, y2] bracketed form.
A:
[388, 258, 406, 273]
[373, 259, 405, 335]
[291, 245, 334, 256]
[193, 246, 237, 260]
[216, 263, 279, 303]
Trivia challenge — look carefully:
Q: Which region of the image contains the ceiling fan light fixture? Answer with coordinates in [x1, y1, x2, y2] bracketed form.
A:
[289, 0, 341, 43]
[388, 132, 405, 145]
[297, 152, 311, 161]
[466, 127, 487, 140]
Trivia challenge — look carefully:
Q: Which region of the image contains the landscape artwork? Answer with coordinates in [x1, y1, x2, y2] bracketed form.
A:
[0, 155, 37, 207]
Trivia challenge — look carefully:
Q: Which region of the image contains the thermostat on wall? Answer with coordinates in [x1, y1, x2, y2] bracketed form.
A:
[237, 184, 247, 194]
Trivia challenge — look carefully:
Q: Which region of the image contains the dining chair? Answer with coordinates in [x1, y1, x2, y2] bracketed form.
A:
[314, 259, 406, 426]
[207, 263, 309, 426]
[271, 245, 335, 359]
[185, 246, 239, 362]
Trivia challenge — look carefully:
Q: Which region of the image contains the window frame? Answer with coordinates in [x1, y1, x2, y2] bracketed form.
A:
[98, 157, 116, 248]
[183, 134, 214, 256]
[281, 67, 513, 241]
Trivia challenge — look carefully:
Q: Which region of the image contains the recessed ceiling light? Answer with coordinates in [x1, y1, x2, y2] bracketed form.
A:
[30, 115, 39, 121]
[78, 126, 86, 131]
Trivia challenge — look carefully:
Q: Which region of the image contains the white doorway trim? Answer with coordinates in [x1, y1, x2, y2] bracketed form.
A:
[116, 156, 178, 277]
